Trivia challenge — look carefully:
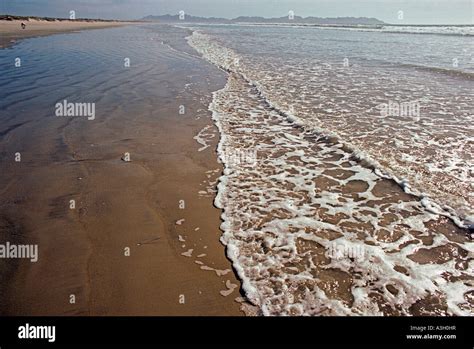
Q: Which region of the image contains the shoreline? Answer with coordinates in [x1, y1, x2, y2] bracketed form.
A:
[188, 31, 471, 229]
[0, 18, 138, 48]
[206, 70, 472, 315]
[2, 21, 471, 316]
[189, 30, 473, 315]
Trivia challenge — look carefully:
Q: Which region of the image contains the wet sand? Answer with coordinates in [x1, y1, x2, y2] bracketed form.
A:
[2, 22, 471, 317]
[0, 25, 243, 315]
[0, 19, 135, 48]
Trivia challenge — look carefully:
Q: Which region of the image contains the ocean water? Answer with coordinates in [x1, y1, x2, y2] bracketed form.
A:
[187, 24, 474, 315]
[0, 23, 472, 316]
[190, 24, 474, 223]
[0, 24, 213, 166]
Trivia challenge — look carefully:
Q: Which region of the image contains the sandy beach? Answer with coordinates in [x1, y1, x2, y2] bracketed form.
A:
[0, 24, 244, 315]
[0, 15, 472, 318]
[1, 2, 473, 346]
[0, 18, 135, 48]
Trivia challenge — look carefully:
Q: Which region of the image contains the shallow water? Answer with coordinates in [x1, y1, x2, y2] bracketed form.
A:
[188, 25, 474, 316]
[189, 24, 474, 224]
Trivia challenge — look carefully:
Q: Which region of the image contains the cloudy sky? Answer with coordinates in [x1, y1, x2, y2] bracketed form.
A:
[2, 0, 473, 24]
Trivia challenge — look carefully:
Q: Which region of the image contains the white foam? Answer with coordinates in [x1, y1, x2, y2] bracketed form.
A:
[220, 280, 238, 297]
[188, 29, 474, 316]
[193, 125, 215, 152]
[181, 249, 193, 257]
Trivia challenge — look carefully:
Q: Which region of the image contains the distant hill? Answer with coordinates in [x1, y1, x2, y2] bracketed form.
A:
[142, 14, 385, 26]
[142, 14, 231, 24]
[0, 14, 128, 22]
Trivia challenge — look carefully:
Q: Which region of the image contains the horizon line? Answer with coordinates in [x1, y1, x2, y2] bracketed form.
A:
[2, 13, 473, 26]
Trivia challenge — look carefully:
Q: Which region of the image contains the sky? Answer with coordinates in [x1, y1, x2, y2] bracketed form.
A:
[2, 0, 473, 24]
